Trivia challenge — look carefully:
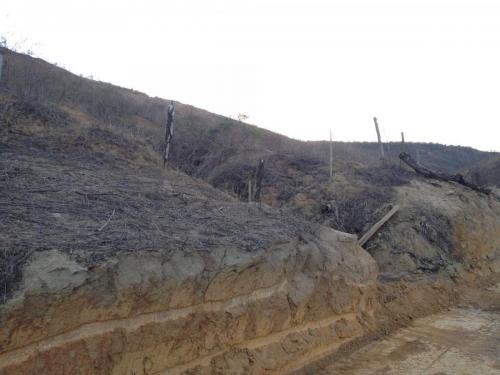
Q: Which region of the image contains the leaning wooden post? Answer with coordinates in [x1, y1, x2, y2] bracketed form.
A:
[329, 129, 333, 178]
[401, 132, 405, 144]
[373, 117, 385, 159]
[163, 101, 175, 168]
[358, 205, 400, 247]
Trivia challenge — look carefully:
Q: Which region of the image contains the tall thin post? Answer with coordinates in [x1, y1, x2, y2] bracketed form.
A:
[254, 159, 265, 204]
[0, 52, 4, 83]
[163, 101, 175, 168]
[400, 132, 405, 168]
[329, 129, 333, 178]
[248, 177, 252, 203]
[373, 117, 385, 159]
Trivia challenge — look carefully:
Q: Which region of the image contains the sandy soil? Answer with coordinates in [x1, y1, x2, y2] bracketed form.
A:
[320, 302, 500, 374]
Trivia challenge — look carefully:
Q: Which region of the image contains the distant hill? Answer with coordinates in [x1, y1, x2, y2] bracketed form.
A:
[1, 47, 497, 182]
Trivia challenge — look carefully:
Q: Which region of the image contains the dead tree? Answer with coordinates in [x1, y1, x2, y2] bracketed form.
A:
[163, 101, 175, 167]
[399, 152, 491, 195]
[253, 159, 265, 203]
[373, 117, 385, 158]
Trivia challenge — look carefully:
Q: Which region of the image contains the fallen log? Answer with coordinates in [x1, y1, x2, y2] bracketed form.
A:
[399, 152, 491, 195]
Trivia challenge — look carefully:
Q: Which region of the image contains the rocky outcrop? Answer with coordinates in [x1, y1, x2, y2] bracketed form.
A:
[0, 228, 377, 374]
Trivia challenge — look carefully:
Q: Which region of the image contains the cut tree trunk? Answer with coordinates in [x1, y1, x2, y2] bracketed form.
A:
[399, 152, 491, 195]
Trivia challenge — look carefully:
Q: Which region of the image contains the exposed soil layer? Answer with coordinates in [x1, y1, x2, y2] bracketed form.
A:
[316, 278, 500, 375]
[321, 307, 500, 374]
[293, 273, 500, 374]
[0, 228, 378, 374]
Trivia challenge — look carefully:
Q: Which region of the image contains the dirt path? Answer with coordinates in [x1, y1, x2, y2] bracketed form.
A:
[320, 307, 500, 374]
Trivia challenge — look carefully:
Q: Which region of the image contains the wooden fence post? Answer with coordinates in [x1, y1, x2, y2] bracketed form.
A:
[163, 101, 175, 168]
[373, 117, 385, 159]
[0, 52, 4, 83]
[248, 177, 252, 204]
[329, 129, 333, 178]
[400, 132, 405, 168]
[254, 159, 264, 203]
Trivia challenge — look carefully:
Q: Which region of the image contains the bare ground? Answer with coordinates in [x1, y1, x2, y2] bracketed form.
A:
[293, 273, 500, 374]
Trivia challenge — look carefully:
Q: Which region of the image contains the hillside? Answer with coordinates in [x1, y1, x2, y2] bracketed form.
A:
[1, 48, 499, 374]
[1, 46, 497, 235]
[1, 47, 497, 189]
[466, 154, 500, 187]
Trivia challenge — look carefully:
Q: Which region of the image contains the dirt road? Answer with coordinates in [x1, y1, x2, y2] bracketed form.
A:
[318, 284, 500, 375]
[321, 307, 500, 374]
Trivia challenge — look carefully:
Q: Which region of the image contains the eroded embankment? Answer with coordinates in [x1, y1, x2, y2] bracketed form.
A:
[293, 182, 500, 374]
[0, 228, 377, 374]
[306, 275, 500, 375]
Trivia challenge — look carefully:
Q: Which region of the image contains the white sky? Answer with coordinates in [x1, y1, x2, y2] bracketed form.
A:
[1, 0, 500, 151]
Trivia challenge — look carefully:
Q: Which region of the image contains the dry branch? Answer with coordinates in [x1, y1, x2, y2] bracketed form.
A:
[399, 152, 491, 195]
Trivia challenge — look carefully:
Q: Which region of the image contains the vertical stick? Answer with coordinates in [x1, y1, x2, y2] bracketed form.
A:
[0, 52, 3, 83]
[164, 101, 175, 168]
[329, 129, 333, 178]
[254, 159, 265, 204]
[400, 132, 405, 168]
[248, 177, 252, 203]
[373, 117, 385, 158]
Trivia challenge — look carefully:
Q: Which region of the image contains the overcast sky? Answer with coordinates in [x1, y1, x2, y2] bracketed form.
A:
[2, 0, 500, 151]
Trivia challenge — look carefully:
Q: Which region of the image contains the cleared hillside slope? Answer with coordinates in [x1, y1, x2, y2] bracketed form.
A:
[1, 48, 499, 374]
[1, 47, 497, 187]
[0, 65, 381, 374]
